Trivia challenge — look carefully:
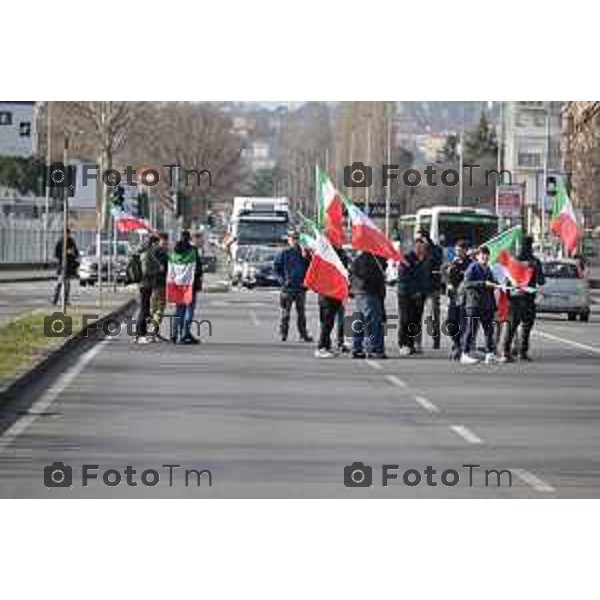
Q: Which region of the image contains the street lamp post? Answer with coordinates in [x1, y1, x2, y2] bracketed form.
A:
[61, 134, 69, 314]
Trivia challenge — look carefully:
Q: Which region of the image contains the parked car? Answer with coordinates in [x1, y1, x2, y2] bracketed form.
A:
[241, 246, 281, 288]
[79, 241, 132, 286]
[536, 259, 591, 322]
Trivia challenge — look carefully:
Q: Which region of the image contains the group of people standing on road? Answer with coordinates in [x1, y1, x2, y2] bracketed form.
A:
[133, 230, 203, 345]
[273, 228, 546, 364]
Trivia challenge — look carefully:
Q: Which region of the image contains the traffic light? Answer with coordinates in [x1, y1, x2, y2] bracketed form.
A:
[113, 185, 125, 209]
[137, 191, 149, 218]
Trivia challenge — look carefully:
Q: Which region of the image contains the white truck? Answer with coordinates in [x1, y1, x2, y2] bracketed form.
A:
[226, 197, 290, 285]
[227, 196, 290, 259]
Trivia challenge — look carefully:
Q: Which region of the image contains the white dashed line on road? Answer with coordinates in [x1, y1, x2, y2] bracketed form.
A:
[534, 330, 600, 355]
[0, 339, 111, 453]
[513, 469, 556, 493]
[365, 359, 384, 371]
[385, 374, 409, 389]
[414, 395, 440, 414]
[449, 425, 484, 444]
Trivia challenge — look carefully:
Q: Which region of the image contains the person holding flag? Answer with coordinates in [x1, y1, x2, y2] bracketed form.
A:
[549, 178, 581, 255]
[500, 235, 545, 362]
[299, 228, 350, 358]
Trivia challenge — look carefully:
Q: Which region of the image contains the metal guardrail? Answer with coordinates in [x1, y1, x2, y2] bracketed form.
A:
[0, 218, 96, 264]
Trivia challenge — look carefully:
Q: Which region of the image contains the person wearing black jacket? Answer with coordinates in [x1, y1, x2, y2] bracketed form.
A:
[415, 229, 444, 351]
[349, 251, 387, 359]
[52, 229, 79, 306]
[459, 245, 498, 364]
[274, 232, 313, 342]
[500, 236, 545, 362]
[334, 247, 351, 353]
[444, 239, 472, 360]
[396, 238, 429, 356]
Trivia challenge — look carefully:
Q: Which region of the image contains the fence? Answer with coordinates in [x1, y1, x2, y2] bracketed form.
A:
[0, 217, 96, 264]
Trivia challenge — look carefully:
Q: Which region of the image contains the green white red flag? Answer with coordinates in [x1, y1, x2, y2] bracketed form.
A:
[302, 229, 349, 302]
[343, 197, 402, 261]
[166, 249, 196, 305]
[550, 179, 580, 254]
[316, 166, 345, 248]
[486, 225, 533, 288]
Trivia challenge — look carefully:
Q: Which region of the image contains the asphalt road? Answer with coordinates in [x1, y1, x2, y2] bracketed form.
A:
[0, 286, 599, 498]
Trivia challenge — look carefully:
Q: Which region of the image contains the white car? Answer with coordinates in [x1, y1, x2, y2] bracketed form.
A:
[536, 259, 591, 322]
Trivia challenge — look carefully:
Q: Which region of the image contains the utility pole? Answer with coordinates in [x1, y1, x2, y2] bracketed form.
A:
[385, 110, 392, 236]
[541, 101, 551, 246]
[44, 102, 52, 262]
[61, 134, 69, 314]
[495, 101, 504, 219]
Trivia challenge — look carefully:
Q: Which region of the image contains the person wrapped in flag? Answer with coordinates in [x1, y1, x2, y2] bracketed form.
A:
[167, 230, 203, 344]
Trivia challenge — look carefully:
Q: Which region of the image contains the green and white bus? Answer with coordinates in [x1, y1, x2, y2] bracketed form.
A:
[399, 206, 499, 255]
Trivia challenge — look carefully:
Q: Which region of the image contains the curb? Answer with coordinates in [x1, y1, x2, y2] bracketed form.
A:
[0, 298, 137, 404]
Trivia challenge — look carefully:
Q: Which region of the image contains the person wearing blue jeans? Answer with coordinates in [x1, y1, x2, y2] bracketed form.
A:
[171, 230, 203, 345]
[352, 292, 385, 357]
[349, 251, 387, 359]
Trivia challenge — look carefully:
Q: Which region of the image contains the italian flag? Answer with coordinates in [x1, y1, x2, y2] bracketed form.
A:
[344, 197, 402, 262]
[487, 225, 533, 288]
[550, 179, 580, 254]
[302, 230, 349, 302]
[316, 166, 345, 248]
[166, 250, 196, 305]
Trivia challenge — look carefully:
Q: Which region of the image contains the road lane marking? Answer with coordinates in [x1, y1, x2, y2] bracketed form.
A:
[249, 310, 260, 326]
[385, 374, 408, 389]
[365, 360, 384, 371]
[0, 339, 111, 453]
[513, 469, 556, 493]
[414, 395, 440, 414]
[534, 329, 600, 355]
[449, 425, 484, 444]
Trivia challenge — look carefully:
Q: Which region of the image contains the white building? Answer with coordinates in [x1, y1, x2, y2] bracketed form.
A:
[502, 101, 562, 207]
[0, 101, 35, 157]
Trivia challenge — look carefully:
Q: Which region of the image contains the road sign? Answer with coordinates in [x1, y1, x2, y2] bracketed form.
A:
[354, 201, 402, 219]
[497, 184, 524, 218]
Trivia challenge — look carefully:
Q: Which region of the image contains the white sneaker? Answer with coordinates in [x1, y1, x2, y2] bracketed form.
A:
[398, 346, 411, 357]
[484, 352, 497, 364]
[460, 353, 479, 365]
[136, 336, 150, 345]
[314, 348, 336, 359]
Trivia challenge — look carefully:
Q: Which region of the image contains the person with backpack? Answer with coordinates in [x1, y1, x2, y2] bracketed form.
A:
[134, 233, 160, 344]
[149, 232, 170, 340]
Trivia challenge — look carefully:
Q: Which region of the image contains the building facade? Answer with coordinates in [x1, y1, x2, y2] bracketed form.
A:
[0, 101, 35, 157]
[502, 101, 563, 208]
